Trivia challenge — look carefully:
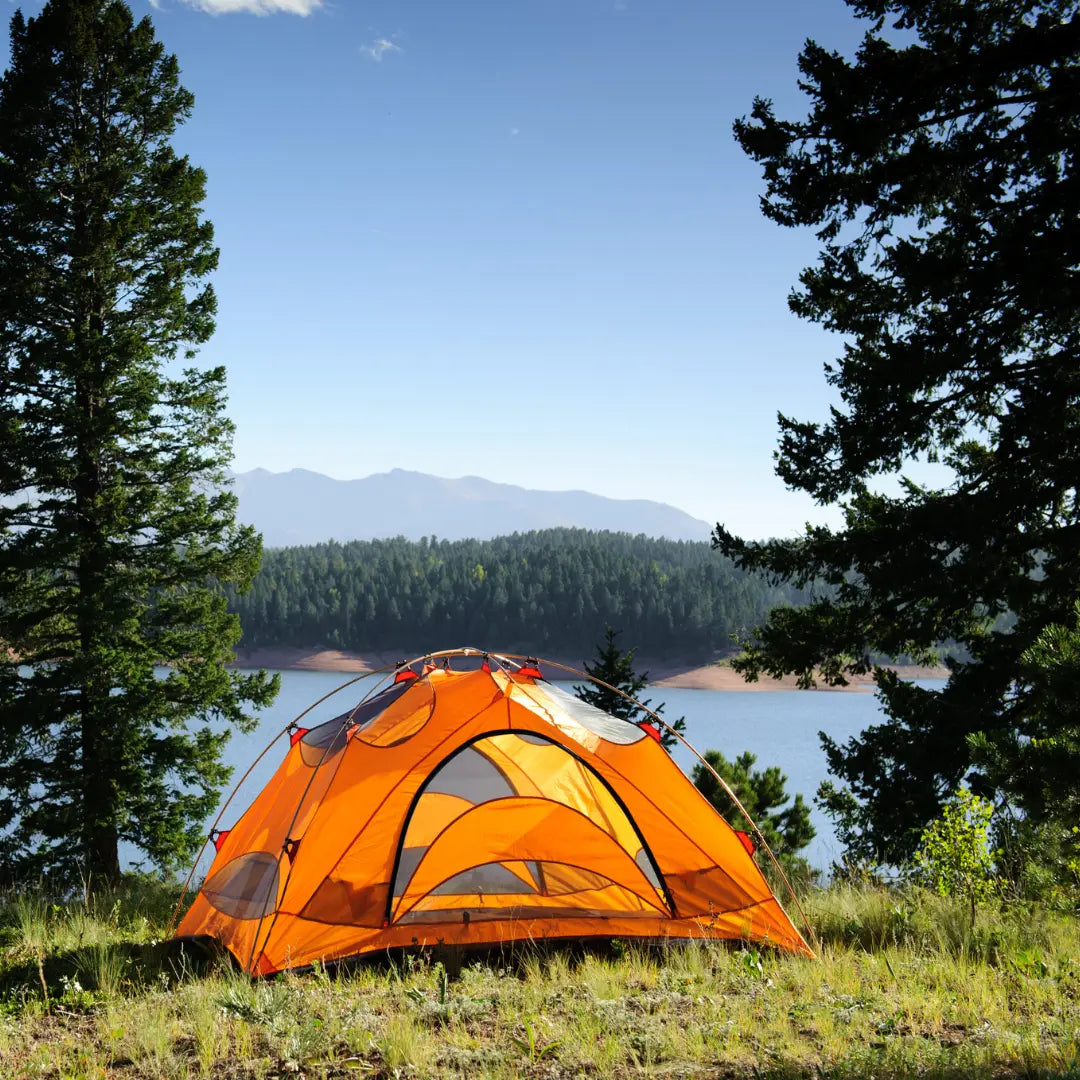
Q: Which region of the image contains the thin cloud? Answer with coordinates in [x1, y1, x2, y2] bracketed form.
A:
[361, 37, 402, 62]
[176, 0, 325, 14]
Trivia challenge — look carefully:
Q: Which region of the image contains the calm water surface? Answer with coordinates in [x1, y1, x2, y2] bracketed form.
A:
[202, 668, 941, 873]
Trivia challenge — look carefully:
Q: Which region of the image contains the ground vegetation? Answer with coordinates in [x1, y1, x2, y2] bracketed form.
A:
[0, 881, 1076, 1078]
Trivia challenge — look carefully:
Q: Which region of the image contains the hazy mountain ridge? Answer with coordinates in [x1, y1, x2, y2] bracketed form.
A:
[232, 468, 713, 547]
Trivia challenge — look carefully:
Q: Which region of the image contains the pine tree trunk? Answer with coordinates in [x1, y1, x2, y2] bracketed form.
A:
[75, 291, 120, 883]
[77, 516, 121, 883]
[81, 700, 121, 884]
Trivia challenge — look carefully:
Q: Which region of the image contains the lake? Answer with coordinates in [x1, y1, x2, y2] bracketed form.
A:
[196, 668, 940, 876]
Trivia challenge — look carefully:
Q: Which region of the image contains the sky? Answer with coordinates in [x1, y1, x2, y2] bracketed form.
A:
[10, 0, 874, 539]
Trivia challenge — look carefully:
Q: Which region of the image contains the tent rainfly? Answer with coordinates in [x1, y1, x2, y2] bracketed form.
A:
[175, 650, 815, 973]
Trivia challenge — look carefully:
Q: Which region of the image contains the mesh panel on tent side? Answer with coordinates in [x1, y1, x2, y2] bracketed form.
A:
[298, 680, 417, 766]
[514, 680, 647, 745]
[203, 852, 280, 921]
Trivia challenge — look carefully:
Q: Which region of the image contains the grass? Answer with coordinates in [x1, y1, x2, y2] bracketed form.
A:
[0, 881, 1077, 1078]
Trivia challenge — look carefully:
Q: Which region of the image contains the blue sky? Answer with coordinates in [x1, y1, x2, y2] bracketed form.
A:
[15, 0, 872, 538]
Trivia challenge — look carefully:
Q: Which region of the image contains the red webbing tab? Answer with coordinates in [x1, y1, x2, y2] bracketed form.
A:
[289, 727, 309, 746]
[735, 830, 756, 855]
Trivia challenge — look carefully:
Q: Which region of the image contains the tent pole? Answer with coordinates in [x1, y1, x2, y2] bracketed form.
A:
[513, 654, 820, 958]
[170, 664, 400, 936]
[178, 646, 819, 968]
[242, 648, 495, 973]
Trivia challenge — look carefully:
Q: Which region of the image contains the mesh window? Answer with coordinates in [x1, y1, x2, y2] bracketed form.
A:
[527, 682, 646, 745]
[515, 732, 550, 746]
[354, 679, 436, 747]
[351, 680, 413, 729]
[298, 681, 415, 765]
[539, 863, 615, 896]
[398, 904, 656, 925]
[393, 847, 427, 896]
[635, 848, 662, 889]
[425, 746, 517, 802]
[203, 852, 280, 921]
[298, 714, 351, 767]
[431, 862, 537, 896]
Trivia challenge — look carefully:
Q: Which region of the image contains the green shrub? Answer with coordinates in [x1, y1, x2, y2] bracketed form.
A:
[913, 787, 998, 925]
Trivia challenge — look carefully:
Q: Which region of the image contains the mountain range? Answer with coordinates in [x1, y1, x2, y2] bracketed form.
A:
[232, 468, 714, 548]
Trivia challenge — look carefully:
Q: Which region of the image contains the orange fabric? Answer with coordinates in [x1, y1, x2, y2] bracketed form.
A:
[405, 792, 475, 846]
[393, 798, 666, 919]
[176, 663, 815, 971]
[355, 680, 436, 746]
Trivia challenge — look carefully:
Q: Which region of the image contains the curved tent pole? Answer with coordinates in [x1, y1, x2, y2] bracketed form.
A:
[182, 646, 817, 968]
[245, 647, 498, 974]
[170, 663, 403, 935]
[243, 659, 410, 973]
[501, 654, 820, 958]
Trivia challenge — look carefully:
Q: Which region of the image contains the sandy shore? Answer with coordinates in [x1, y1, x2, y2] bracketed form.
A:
[230, 647, 946, 692]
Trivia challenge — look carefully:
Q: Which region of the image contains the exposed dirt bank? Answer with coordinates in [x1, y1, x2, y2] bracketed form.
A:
[230, 647, 947, 691]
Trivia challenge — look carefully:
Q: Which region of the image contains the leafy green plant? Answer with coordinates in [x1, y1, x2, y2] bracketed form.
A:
[1014, 948, 1050, 980]
[510, 1018, 563, 1063]
[216, 977, 293, 1029]
[737, 946, 765, 979]
[913, 787, 998, 926]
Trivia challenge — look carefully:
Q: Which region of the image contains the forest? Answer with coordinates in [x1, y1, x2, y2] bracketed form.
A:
[228, 529, 809, 659]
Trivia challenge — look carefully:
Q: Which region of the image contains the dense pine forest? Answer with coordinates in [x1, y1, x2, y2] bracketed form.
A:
[229, 529, 810, 659]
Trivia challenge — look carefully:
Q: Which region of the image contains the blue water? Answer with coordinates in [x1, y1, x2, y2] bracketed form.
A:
[195, 669, 938, 875]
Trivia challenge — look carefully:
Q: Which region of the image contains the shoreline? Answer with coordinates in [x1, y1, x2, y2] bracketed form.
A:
[230, 647, 947, 692]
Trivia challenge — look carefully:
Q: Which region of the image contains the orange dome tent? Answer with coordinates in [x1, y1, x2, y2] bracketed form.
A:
[175, 650, 815, 973]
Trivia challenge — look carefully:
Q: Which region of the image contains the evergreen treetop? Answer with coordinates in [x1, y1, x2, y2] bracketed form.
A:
[691, 749, 815, 869]
[0, 0, 277, 883]
[715, 0, 1080, 864]
[574, 626, 687, 752]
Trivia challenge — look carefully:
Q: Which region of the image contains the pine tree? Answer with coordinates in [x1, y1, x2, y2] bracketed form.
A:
[971, 602, 1080, 887]
[0, 0, 278, 884]
[714, 0, 1080, 863]
[574, 626, 687, 752]
[692, 750, 815, 869]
